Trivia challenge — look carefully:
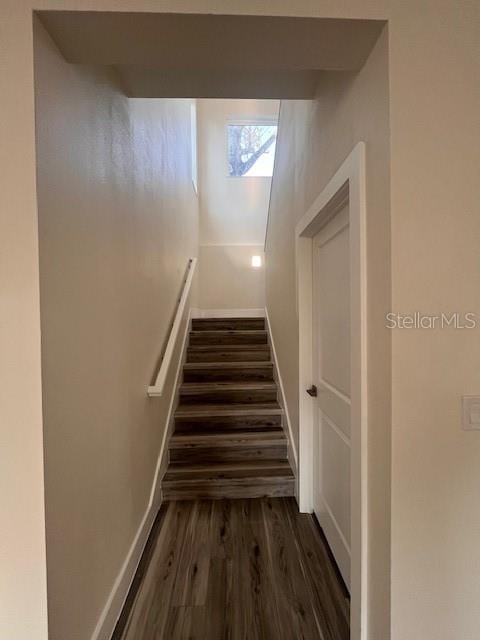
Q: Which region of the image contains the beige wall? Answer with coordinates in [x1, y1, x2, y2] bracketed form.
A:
[197, 99, 277, 309]
[388, 6, 480, 640]
[33, 18, 198, 640]
[198, 245, 265, 311]
[1, 3, 479, 640]
[0, 4, 49, 638]
[265, 29, 391, 639]
[198, 98, 279, 245]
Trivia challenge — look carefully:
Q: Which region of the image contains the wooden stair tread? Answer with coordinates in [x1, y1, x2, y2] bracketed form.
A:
[190, 329, 267, 337]
[162, 483, 295, 500]
[166, 459, 291, 474]
[192, 317, 264, 322]
[179, 381, 277, 405]
[189, 331, 267, 345]
[175, 425, 280, 436]
[170, 429, 286, 447]
[174, 416, 282, 434]
[183, 361, 273, 369]
[187, 343, 269, 351]
[180, 381, 276, 393]
[165, 461, 292, 476]
[175, 403, 283, 418]
[164, 472, 294, 487]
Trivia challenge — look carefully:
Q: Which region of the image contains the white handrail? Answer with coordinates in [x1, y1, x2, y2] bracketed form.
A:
[147, 257, 197, 397]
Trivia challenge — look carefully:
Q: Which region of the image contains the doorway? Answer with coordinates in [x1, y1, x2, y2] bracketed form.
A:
[312, 201, 351, 588]
[296, 143, 367, 639]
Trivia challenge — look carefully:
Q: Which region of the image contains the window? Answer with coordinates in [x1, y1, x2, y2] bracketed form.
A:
[227, 122, 277, 177]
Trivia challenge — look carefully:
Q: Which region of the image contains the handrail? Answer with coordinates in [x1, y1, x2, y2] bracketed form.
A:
[148, 257, 197, 397]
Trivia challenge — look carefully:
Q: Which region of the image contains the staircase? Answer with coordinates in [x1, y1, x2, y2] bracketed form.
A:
[163, 317, 295, 500]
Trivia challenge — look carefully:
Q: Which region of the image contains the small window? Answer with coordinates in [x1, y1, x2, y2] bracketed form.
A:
[227, 122, 277, 177]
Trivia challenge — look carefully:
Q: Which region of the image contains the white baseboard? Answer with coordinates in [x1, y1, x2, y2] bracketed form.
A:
[90, 307, 193, 640]
[264, 307, 299, 475]
[191, 308, 265, 318]
[90, 505, 157, 640]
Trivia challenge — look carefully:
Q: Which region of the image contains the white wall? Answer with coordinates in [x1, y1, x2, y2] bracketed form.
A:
[198, 245, 265, 311]
[266, 31, 391, 639]
[34, 18, 198, 640]
[197, 99, 278, 310]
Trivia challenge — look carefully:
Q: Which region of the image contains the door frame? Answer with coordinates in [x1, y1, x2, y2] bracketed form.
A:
[295, 143, 367, 640]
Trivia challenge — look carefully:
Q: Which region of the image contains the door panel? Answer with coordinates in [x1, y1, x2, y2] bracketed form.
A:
[313, 203, 351, 589]
[316, 218, 350, 396]
[321, 415, 351, 546]
[318, 380, 351, 439]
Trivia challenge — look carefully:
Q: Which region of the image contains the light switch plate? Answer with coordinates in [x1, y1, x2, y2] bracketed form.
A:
[462, 396, 480, 430]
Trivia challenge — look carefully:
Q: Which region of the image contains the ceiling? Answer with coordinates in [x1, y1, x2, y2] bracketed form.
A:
[38, 12, 385, 99]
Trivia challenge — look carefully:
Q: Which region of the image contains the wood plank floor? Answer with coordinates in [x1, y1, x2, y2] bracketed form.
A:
[113, 498, 350, 640]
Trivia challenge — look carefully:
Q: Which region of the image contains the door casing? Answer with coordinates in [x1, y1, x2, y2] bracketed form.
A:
[295, 142, 367, 640]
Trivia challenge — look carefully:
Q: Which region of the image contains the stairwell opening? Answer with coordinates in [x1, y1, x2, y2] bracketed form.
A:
[32, 11, 389, 640]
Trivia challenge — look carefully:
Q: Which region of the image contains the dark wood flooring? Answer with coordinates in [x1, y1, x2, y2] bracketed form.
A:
[113, 498, 349, 640]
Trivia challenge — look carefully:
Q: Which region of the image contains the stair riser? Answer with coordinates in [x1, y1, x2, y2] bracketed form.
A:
[163, 481, 295, 501]
[190, 333, 268, 346]
[174, 414, 282, 432]
[165, 467, 292, 482]
[187, 350, 270, 363]
[184, 367, 274, 383]
[192, 319, 265, 331]
[179, 389, 277, 405]
[169, 445, 287, 464]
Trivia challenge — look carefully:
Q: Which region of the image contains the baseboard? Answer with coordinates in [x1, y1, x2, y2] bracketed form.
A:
[264, 307, 299, 477]
[191, 308, 265, 318]
[90, 307, 193, 640]
[90, 505, 157, 640]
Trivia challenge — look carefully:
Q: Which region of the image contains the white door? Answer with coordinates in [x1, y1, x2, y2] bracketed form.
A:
[312, 203, 352, 589]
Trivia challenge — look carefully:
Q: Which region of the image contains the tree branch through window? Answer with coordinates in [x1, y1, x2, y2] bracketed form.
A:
[228, 124, 277, 177]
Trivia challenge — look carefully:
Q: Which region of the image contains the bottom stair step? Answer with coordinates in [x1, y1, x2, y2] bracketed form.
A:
[162, 460, 295, 500]
[163, 482, 295, 500]
[163, 460, 295, 500]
